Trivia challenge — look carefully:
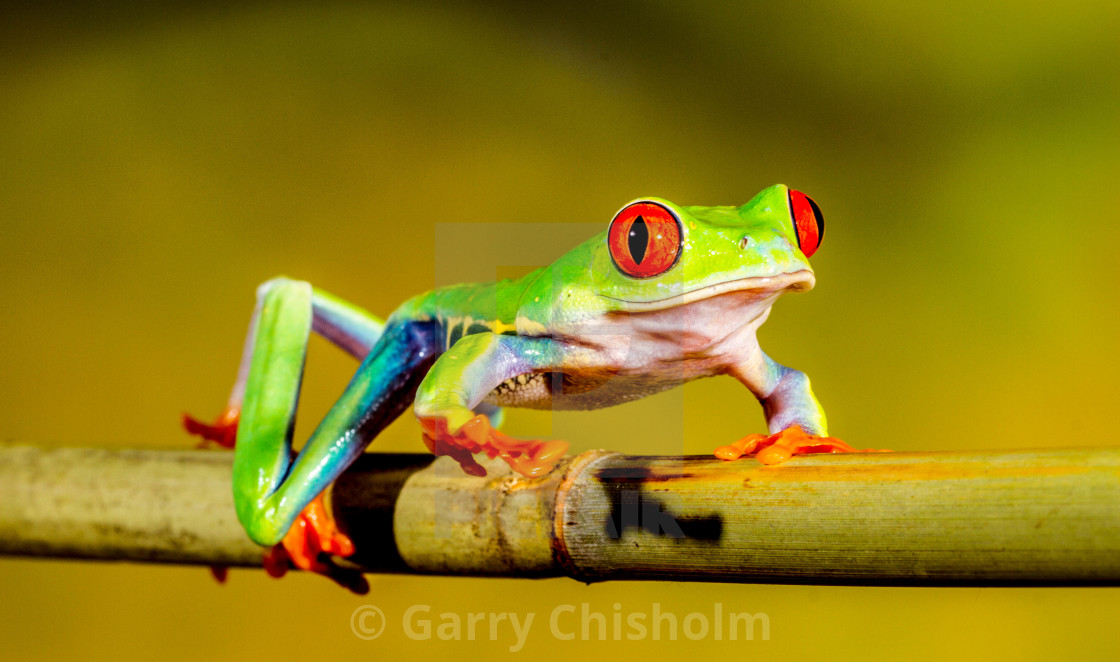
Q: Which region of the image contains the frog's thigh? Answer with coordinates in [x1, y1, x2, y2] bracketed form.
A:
[310, 285, 385, 358]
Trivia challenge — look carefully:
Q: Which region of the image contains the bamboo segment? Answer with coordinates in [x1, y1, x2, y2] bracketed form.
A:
[389, 452, 571, 576]
[0, 445, 263, 567]
[554, 449, 1120, 584]
[1, 443, 1119, 585]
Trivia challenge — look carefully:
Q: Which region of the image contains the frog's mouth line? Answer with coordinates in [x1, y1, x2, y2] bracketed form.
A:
[604, 270, 815, 313]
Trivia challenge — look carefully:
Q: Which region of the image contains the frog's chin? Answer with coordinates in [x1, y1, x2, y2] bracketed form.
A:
[608, 270, 815, 313]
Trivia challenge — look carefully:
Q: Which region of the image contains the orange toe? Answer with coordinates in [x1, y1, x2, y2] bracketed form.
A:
[713, 445, 742, 460]
[714, 425, 883, 465]
[282, 493, 354, 572]
[418, 415, 568, 478]
[714, 432, 769, 460]
[756, 443, 793, 465]
[262, 544, 290, 578]
[182, 406, 240, 449]
[261, 492, 368, 594]
[262, 492, 354, 576]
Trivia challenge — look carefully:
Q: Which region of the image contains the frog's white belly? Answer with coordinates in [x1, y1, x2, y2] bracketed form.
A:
[481, 367, 719, 411]
[483, 288, 776, 411]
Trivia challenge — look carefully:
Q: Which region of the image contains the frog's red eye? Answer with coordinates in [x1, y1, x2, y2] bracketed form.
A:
[788, 189, 824, 258]
[608, 201, 682, 278]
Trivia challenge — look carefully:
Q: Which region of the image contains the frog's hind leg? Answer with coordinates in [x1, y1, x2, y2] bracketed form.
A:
[224, 282, 439, 589]
[184, 277, 416, 590]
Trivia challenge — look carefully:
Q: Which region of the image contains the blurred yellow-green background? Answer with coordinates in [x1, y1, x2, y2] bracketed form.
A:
[2, 1, 1119, 659]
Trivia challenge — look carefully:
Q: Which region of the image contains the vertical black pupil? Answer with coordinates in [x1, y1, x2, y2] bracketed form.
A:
[628, 215, 648, 264]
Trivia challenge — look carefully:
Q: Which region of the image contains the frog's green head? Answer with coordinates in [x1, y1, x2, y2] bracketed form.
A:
[517, 184, 826, 331]
[594, 183, 823, 311]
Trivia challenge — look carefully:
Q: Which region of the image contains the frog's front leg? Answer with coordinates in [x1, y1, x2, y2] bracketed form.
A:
[715, 348, 874, 464]
[413, 332, 570, 478]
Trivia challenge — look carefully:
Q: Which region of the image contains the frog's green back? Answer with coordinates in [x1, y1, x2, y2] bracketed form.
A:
[392, 269, 545, 347]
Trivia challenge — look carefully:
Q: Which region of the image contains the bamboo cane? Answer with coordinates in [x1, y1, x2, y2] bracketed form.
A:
[1, 443, 1118, 585]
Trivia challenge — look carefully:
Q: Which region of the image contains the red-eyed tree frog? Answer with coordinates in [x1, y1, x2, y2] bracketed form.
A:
[185, 184, 869, 586]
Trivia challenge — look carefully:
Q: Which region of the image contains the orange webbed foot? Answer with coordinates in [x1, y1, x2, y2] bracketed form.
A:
[182, 406, 240, 449]
[418, 415, 568, 478]
[714, 424, 888, 465]
[263, 492, 368, 594]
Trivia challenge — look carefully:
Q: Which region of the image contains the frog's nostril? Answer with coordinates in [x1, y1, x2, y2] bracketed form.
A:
[739, 236, 751, 250]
